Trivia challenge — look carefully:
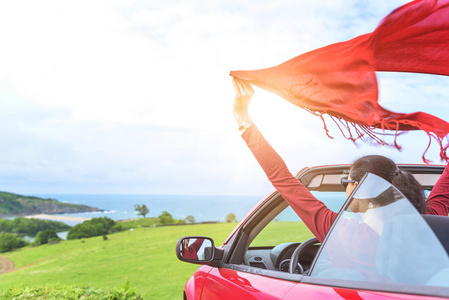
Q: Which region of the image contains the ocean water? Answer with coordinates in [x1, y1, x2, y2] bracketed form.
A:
[35, 194, 264, 226]
[27, 192, 347, 241]
[35, 192, 347, 226]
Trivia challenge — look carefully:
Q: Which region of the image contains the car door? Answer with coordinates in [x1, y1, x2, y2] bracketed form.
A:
[197, 189, 345, 299]
[200, 267, 298, 299]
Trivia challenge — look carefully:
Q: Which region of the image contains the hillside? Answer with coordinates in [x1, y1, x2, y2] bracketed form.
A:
[0, 191, 102, 217]
[0, 221, 306, 299]
[0, 221, 239, 299]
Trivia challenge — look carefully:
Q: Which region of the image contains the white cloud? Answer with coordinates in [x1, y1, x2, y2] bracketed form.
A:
[0, 0, 446, 195]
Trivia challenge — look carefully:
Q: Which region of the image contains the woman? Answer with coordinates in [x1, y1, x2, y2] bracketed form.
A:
[232, 76, 449, 242]
[181, 238, 204, 260]
[346, 155, 426, 214]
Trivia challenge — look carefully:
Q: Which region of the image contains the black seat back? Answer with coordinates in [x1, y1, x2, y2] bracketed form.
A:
[376, 214, 449, 284]
[423, 214, 449, 255]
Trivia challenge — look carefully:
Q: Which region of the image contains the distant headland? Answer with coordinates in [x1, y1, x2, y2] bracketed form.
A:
[0, 191, 103, 217]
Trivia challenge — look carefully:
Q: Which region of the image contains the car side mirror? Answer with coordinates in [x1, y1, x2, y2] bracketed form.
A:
[176, 236, 223, 266]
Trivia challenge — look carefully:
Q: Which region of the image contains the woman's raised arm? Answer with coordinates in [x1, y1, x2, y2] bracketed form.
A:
[230, 76, 336, 241]
[232, 76, 254, 132]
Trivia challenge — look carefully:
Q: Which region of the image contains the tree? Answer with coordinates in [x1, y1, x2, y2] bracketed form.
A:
[226, 213, 237, 223]
[0, 233, 26, 253]
[158, 211, 174, 225]
[67, 217, 119, 240]
[134, 204, 149, 218]
[33, 229, 60, 246]
[185, 215, 196, 224]
[0, 217, 70, 236]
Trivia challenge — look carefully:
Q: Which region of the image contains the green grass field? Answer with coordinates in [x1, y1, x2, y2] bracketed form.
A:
[0, 221, 309, 299]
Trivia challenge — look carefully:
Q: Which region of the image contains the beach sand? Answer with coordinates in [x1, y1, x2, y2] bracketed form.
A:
[25, 214, 91, 222]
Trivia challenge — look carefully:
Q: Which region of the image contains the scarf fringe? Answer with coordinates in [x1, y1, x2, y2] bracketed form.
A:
[316, 112, 449, 164]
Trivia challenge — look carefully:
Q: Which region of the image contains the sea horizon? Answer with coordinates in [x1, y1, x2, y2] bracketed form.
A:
[34, 193, 265, 226]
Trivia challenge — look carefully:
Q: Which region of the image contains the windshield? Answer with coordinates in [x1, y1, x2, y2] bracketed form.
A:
[310, 173, 449, 287]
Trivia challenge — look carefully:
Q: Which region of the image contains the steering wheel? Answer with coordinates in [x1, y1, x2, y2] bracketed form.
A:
[289, 237, 320, 274]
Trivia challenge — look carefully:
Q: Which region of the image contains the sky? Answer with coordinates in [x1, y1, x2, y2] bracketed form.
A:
[0, 0, 448, 196]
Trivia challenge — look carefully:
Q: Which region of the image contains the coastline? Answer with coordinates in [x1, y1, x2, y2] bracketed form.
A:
[25, 214, 91, 222]
[32, 194, 264, 223]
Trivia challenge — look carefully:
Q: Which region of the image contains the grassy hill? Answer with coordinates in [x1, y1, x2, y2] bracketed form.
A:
[0, 220, 310, 299]
[0, 191, 102, 217]
[0, 222, 238, 299]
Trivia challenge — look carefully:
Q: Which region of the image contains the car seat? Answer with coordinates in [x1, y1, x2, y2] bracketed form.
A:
[376, 214, 449, 286]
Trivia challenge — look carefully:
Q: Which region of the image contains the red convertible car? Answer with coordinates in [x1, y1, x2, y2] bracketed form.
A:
[176, 164, 449, 299]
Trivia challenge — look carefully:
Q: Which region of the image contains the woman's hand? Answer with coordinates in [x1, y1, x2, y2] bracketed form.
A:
[232, 76, 254, 127]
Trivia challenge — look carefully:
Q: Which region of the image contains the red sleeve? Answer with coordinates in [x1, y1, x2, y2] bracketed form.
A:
[241, 125, 337, 242]
[190, 238, 204, 252]
[426, 164, 449, 216]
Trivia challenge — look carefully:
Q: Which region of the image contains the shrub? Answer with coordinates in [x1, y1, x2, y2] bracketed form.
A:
[185, 215, 196, 224]
[111, 223, 123, 233]
[0, 282, 143, 299]
[226, 213, 237, 223]
[33, 229, 61, 246]
[158, 211, 175, 225]
[67, 217, 119, 240]
[0, 232, 27, 253]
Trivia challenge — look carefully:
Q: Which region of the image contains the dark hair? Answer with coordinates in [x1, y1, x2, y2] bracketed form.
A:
[349, 155, 426, 213]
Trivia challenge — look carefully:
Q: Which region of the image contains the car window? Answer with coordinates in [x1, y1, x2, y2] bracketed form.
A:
[250, 191, 347, 247]
[310, 173, 449, 288]
[249, 206, 313, 247]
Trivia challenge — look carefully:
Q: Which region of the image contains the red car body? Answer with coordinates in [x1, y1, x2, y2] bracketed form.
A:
[177, 164, 449, 299]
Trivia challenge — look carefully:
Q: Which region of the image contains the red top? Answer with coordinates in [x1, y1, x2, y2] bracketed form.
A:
[182, 238, 204, 260]
[427, 163, 449, 216]
[242, 125, 449, 242]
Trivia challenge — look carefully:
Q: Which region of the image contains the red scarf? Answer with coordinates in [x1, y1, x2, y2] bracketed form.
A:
[231, 0, 449, 163]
